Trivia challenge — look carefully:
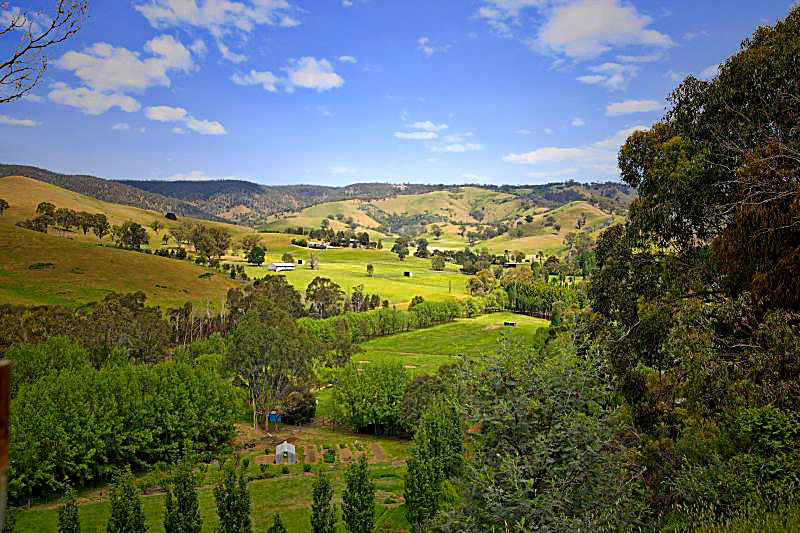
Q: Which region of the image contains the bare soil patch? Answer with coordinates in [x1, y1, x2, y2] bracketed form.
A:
[369, 442, 386, 464]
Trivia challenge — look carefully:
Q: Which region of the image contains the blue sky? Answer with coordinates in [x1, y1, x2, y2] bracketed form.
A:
[0, 0, 796, 185]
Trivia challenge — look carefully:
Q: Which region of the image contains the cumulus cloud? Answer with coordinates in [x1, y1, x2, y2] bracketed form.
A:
[231, 57, 344, 93]
[0, 114, 40, 126]
[516, 128, 532, 135]
[411, 120, 448, 132]
[284, 57, 344, 92]
[21, 94, 44, 103]
[605, 99, 661, 116]
[135, 0, 300, 62]
[145, 105, 226, 135]
[111, 122, 131, 130]
[572, 117, 585, 127]
[338, 55, 357, 63]
[56, 35, 193, 92]
[700, 63, 720, 79]
[577, 62, 640, 91]
[48, 82, 141, 115]
[432, 143, 483, 153]
[395, 131, 438, 140]
[417, 36, 450, 57]
[231, 69, 280, 92]
[479, 0, 673, 60]
[504, 125, 648, 171]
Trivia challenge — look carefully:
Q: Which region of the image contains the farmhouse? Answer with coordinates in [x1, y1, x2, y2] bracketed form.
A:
[308, 241, 327, 249]
[268, 262, 295, 272]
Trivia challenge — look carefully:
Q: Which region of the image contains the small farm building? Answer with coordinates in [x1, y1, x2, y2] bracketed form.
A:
[275, 441, 296, 464]
[268, 262, 295, 272]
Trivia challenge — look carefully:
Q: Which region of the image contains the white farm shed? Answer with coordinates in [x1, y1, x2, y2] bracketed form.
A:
[268, 262, 296, 272]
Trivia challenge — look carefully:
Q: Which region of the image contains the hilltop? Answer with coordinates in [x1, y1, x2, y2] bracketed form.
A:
[2, 164, 634, 228]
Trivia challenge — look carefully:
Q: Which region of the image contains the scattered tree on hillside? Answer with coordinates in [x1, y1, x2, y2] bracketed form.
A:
[342, 455, 375, 533]
[366, 263, 374, 277]
[161, 233, 170, 246]
[281, 252, 294, 263]
[0, 0, 88, 103]
[321, 218, 331, 230]
[36, 201, 54, 216]
[191, 224, 231, 259]
[57, 486, 80, 533]
[377, 239, 383, 250]
[107, 467, 147, 533]
[0, 199, 8, 215]
[112, 221, 148, 249]
[75, 211, 93, 234]
[414, 238, 430, 258]
[246, 246, 265, 266]
[311, 470, 337, 533]
[213, 460, 251, 533]
[308, 253, 319, 270]
[431, 256, 445, 271]
[525, 214, 534, 223]
[92, 213, 110, 240]
[149, 220, 164, 234]
[164, 460, 202, 533]
[306, 277, 344, 318]
[431, 224, 443, 239]
[239, 234, 261, 256]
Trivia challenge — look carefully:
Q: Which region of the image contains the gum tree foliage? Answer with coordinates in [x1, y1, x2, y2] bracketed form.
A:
[112, 220, 149, 249]
[342, 455, 375, 533]
[310, 470, 337, 533]
[586, 5, 800, 521]
[0, 198, 8, 215]
[434, 343, 649, 531]
[306, 277, 344, 318]
[227, 298, 315, 429]
[5, 336, 91, 396]
[213, 459, 251, 533]
[246, 245, 265, 266]
[164, 460, 202, 533]
[107, 467, 148, 533]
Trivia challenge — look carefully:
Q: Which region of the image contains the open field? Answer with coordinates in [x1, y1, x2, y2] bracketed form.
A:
[245, 247, 470, 306]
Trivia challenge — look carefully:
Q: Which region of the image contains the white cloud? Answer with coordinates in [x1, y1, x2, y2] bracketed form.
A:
[504, 125, 648, 169]
[171, 127, 187, 134]
[395, 131, 438, 140]
[577, 62, 640, 91]
[231, 69, 280, 92]
[145, 105, 226, 135]
[21, 94, 44, 103]
[516, 128, 532, 135]
[0, 114, 40, 127]
[317, 105, 333, 117]
[411, 120, 448, 132]
[112, 122, 130, 130]
[479, 0, 672, 61]
[48, 82, 141, 115]
[217, 41, 247, 63]
[544, 128, 553, 134]
[135, 0, 300, 62]
[432, 143, 484, 153]
[342, 0, 353, 6]
[616, 52, 663, 63]
[443, 131, 473, 143]
[700, 63, 719, 80]
[331, 166, 357, 174]
[683, 30, 709, 41]
[338, 55, 357, 63]
[664, 70, 685, 82]
[283, 57, 344, 92]
[571, 117, 585, 127]
[56, 35, 193, 92]
[537, 0, 673, 59]
[606, 99, 661, 116]
[417, 36, 450, 57]
[189, 38, 207, 57]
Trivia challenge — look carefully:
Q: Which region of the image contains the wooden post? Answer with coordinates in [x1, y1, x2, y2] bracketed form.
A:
[0, 361, 10, 531]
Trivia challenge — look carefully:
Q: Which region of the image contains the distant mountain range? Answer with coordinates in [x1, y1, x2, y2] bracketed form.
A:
[0, 164, 635, 226]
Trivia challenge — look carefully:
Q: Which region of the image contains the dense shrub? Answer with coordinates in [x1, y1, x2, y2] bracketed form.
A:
[332, 361, 409, 435]
[5, 336, 92, 396]
[283, 389, 317, 425]
[9, 361, 238, 502]
[504, 280, 585, 317]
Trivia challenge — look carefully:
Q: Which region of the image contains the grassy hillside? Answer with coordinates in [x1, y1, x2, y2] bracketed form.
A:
[0, 176, 243, 308]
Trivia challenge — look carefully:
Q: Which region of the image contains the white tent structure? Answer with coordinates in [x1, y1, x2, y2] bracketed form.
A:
[275, 441, 296, 464]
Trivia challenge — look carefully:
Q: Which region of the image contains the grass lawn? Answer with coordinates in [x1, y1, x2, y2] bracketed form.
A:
[244, 247, 470, 306]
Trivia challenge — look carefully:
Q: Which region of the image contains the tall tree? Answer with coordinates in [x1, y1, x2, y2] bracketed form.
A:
[341, 455, 375, 533]
[213, 460, 251, 533]
[92, 213, 110, 240]
[106, 467, 148, 533]
[227, 299, 315, 429]
[164, 460, 202, 533]
[149, 220, 164, 235]
[0, 198, 8, 215]
[310, 470, 337, 533]
[266, 514, 286, 533]
[1, 0, 88, 103]
[57, 486, 80, 533]
[305, 277, 344, 318]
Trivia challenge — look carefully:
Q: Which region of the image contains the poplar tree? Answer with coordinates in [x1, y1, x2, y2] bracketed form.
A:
[310, 470, 337, 533]
[57, 487, 80, 533]
[341, 456, 375, 533]
[164, 461, 202, 533]
[107, 467, 148, 533]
